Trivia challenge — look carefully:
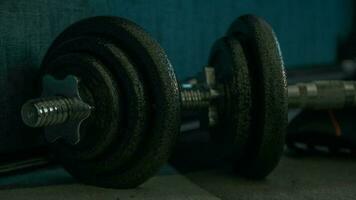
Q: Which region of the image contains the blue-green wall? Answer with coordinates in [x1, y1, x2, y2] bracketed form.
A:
[91, 0, 354, 78]
[0, 0, 354, 152]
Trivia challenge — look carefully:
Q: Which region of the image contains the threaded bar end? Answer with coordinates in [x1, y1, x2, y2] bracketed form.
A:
[21, 97, 92, 127]
[180, 88, 211, 110]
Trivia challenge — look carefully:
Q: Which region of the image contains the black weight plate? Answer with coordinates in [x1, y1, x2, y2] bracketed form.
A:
[226, 15, 288, 178]
[41, 17, 181, 188]
[43, 52, 150, 188]
[43, 37, 147, 165]
[43, 42, 150, 184]
[208, 36, 252, 163]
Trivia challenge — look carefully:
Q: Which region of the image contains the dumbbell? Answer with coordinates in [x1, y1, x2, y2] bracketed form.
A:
[21, 14, 356, 189]
[20, 16, 182, 189]
[20, 15, 288, 188]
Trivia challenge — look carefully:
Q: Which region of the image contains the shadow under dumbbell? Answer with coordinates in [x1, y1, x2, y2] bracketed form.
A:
[0, 148, 75, 189]
[1, 131, 356, 200]
[169, 129, 227, 173]
[0, 166, 75, 189]
[170, 130, 356, 200]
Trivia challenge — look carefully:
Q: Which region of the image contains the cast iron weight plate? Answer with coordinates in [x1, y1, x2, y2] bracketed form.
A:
[41, 17, 181, 188]
[227, 15, 288, 178]
[208, 36, 252, 165]
[210, 15, 287, 179]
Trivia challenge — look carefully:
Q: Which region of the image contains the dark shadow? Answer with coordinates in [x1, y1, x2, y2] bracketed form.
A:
[0, 165, 75, 189]
[169, 129, 228, 173]
[0, 148, 75, 189]
[337, 1, 356, 61]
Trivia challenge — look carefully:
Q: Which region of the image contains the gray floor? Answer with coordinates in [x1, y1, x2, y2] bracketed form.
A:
[0, 170, 219, 200]
[184, 155, 356, 200]
[0, 127, 355, 199]
[0, 155, 355, 200]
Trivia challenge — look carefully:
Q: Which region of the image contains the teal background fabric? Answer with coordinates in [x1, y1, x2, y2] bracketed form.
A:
[0, 0, 354, 153]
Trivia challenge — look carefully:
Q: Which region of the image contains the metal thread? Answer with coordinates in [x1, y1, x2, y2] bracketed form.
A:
[180, 88, 211, 110]
[288, 80, 356, 109]
[21, 97, 92, 128]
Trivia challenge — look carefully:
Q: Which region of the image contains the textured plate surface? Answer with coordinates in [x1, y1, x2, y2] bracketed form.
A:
[208, 36, 252, 162]
[41, 16, 181, 188]
[225, 15, 288, 178]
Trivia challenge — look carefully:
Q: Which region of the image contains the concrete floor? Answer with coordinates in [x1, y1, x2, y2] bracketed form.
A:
[0, 128, 355, 199]
[0, 154, 355, 200]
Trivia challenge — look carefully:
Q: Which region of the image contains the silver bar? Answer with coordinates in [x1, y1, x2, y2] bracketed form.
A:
[288, 80, 356, 109]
